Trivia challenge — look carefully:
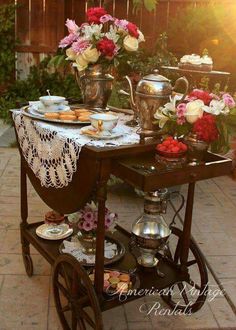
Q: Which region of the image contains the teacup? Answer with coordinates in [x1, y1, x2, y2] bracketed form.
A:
[39, 95, 66, 106]
[90, 113, 119, 133]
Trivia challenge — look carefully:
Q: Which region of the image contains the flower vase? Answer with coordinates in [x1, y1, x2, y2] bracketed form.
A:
[184, 133, 209, 165]
[78, 230, 96, 254]
[75, 64, 114, 110]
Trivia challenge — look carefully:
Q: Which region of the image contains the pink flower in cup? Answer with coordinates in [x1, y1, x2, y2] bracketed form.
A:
[223, 93, 236, 109]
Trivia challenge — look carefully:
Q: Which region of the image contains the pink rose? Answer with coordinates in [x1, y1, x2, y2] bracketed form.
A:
[223, 93, 236, 109]
[65, 19, 79, 34]
[114, 18, 129, 30]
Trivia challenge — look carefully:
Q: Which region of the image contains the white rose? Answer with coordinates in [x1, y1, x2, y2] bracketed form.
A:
[82, 46, 100, 63]
[75, 54, 88, 71]
[185, 100, 204, 124]
[123, 35, 139, 52]
[66, 47, 77, 61]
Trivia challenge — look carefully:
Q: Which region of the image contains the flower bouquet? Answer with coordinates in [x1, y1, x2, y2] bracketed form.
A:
[154, 89, 236, 154]
[59, 7, 145, 72]
[68, 201, 118, 237]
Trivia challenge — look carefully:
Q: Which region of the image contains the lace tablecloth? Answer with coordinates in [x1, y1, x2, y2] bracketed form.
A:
[12, 110, 139, 188]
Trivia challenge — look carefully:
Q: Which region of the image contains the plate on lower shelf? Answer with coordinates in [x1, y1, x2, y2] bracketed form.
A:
[36, 223, 73, 240]
[59, 233, 125, 266]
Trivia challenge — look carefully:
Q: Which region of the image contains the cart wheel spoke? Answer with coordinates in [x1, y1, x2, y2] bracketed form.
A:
[78, 318, 86, 330]
[177, 282, 189, 305]
[53, 254, 103, 330]
[61, 304, 71, 313]
[77, 308, 96, 329]
[186, 279, 201, 291]
[55, 280, 70, 301]
[186, 259, 197, 267]
[160, 227, 208, 314]
[61, 264, 72, 293]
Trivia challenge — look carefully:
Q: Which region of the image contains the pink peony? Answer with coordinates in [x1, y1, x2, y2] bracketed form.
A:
[82, 220, 94, 231]
[100, 14, 114, 23]
[72, 39, 90, 54]
[59, 34, 78, 48]
[65, 19, 79, 34]
[223, 93, 236, 109]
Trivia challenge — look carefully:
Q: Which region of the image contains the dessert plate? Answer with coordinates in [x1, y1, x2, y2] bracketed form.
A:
[36, 223, 73, 240]
[80, 125, 123, 139]
[21, 106, 91, 125]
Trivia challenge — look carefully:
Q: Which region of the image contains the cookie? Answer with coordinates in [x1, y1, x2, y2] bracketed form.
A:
[110, 271, 120, 278]
[117, 282, 128, 292]
[104, 273, 110, 281]
[119, 274, 130, 282]
[78, 116, 90, 122]
[59, 115, 77, 121]
[74, 109, 90, 116]
[44, 112, 60, 119]
[59, 110, 75, 116]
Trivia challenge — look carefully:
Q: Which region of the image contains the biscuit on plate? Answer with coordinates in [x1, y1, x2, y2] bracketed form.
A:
[78, 116, 90, 122]
[74, 109, 90, 116]
[59, 114, 77, 121]
[59, 110, 75, 116]
[44, 112, 60, 119]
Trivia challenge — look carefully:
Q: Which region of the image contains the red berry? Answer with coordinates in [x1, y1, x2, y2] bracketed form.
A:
[163, 140, 171, 146]
[172, 146, 180, 153]
[166, 136, 173, 141]
[171, 140, 178, 146]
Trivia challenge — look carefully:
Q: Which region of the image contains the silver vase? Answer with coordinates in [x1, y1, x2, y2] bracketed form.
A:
[184, 133, 209, 165]
[76, 64, 114, 110]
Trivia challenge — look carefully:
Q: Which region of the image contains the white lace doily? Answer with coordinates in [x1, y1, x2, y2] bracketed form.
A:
[12, 110, 139, 188]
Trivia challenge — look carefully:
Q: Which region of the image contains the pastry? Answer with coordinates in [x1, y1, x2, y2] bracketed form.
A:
[178, 53, 213, 72]
[78, 116, 90, 122]
[44, 211, 64, 225]
[59, 114, 77, 121]
[104, 273, 110, 281]
[117, 282, 128, 292]
[44, 112, 60, 119]
[81, 129, 97, 136]
[201, 55, 213, 72]
[74, 109, 90, 116]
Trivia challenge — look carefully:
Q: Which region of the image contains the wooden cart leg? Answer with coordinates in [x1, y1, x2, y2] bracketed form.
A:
[20, 157, 33, 277]
[94, 160, 110, 296]
[180, 181, 195, 271]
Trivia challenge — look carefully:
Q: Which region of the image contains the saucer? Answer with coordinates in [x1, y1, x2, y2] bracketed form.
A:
[80, 125, 123, 139]
[36, 223, 73, 240]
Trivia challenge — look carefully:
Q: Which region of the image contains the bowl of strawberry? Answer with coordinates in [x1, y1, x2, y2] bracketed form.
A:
[156, 137, 188, 158]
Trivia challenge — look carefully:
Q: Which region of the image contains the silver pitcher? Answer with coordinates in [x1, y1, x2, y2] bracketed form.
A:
[75, 64, 114, 110]
[126, 70, 189, 141]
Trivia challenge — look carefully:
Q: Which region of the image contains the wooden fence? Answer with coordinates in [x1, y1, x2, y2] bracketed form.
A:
[0, 0, 236, 77]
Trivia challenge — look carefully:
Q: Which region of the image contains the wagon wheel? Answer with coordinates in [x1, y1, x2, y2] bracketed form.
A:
[160, 227, 208, 313]
[52, 254, 103, 330]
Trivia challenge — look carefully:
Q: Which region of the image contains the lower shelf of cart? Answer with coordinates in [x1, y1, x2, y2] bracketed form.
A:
[24, 221, 183, 310]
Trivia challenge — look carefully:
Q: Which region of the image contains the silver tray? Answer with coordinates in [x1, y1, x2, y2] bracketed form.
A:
[21, 105, 92, 125]
[59, 233, 125, 267]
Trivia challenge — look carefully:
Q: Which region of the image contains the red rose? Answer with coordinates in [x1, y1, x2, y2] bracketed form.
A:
[127, 22, 139, 38]
[193, 114, 219, 143]
[97, 37, 116, 58]
[188, 89, 212, 106]
[87, 7, 107, 24]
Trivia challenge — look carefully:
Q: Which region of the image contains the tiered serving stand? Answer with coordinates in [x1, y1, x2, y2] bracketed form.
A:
[15, 124, 232, 329]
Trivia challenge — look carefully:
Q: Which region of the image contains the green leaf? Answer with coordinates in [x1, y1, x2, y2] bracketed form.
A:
[143, 0, 157, 11]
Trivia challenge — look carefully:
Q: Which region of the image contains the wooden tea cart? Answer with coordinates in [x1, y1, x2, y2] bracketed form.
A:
[16, 133, 232, 329]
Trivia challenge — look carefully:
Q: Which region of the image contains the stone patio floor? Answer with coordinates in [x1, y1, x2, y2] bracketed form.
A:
[0, 147, 236, 330]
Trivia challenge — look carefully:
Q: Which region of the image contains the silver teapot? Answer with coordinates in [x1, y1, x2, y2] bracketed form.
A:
[125, 70, 189, 141]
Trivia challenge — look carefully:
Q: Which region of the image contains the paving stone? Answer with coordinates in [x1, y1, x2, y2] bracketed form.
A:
[103, 306, 128, 330]
[207, 256, 236, 278]
[47, 306, 62, 330]
[0, 275, 50, 329]
[208, 298, 236, 328]
[0, 254, 51, 275]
